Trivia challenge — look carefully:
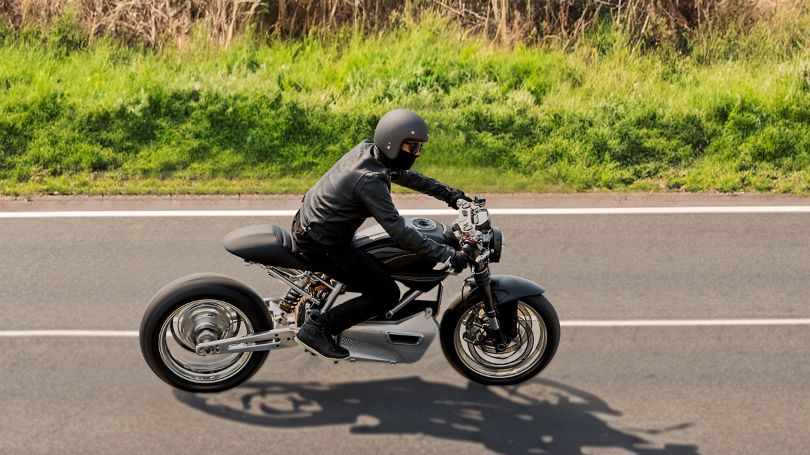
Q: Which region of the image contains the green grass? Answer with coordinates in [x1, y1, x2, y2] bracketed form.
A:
[1, 14, 810, 195]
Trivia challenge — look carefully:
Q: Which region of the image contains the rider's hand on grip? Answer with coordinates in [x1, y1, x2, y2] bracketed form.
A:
[450, 249, 474, 273]
[461, 239, 478, 258]
[446, 190, 472, 209]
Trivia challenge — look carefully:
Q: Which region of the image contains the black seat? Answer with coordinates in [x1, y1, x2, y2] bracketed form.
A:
[222, 224, 315, 270]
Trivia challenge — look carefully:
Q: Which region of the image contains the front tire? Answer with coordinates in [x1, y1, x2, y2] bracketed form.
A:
[139, 274, 272, 393]
[440, 294, 560, 385]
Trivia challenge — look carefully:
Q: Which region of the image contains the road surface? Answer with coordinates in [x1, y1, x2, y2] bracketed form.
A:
[1, 194, 808, 454]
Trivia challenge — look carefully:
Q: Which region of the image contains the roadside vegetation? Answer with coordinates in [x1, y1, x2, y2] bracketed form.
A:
[1, 1, 809, 195]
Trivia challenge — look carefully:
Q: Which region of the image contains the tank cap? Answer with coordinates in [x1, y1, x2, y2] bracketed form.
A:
[411, 218, 437, 230]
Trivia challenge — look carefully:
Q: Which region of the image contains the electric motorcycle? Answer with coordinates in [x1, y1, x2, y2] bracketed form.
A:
[139, 197, 560, 392]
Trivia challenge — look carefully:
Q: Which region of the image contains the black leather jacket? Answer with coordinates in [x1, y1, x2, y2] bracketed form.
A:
[296, 140, 457, 263]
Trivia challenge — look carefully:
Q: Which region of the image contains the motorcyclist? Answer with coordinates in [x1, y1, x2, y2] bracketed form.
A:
[292, 108, 474, 359]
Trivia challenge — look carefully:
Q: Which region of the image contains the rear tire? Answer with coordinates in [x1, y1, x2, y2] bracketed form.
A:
[440, 294, 560, 385]
[139, 275, 272, 393]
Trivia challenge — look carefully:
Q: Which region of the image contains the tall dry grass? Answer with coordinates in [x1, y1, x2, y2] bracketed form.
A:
[0, 0, 266, 47]
[0, 0, 806, 48]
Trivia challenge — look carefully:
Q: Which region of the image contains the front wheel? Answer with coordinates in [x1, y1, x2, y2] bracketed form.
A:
[139, 275, 272, 393]
[440, 294, 560, 385]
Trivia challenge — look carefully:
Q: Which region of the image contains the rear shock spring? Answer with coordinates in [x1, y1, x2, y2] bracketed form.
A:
[279, 289, 302, 313]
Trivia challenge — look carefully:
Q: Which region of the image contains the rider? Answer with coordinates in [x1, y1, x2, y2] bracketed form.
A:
[292, 108, 474, 359]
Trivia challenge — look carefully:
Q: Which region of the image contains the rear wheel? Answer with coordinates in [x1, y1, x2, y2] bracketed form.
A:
[140, 276, 272, 393]
[440, 294, 559, 385]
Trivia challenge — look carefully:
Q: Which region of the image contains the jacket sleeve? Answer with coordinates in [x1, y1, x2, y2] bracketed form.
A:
[357, 173, 455, 263]
[389, 169, 456, 203]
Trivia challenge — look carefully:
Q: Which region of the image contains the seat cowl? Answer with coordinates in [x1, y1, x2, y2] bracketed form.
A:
[222, 224, 313, 270]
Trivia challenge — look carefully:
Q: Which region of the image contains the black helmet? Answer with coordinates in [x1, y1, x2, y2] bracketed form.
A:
[373, 109, 429, 160]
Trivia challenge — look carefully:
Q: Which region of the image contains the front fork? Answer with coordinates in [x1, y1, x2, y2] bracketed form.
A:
[472, 262, 508, 352]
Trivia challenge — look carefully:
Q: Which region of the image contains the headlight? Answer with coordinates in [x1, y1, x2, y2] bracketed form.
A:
[489, 227, 503, 263]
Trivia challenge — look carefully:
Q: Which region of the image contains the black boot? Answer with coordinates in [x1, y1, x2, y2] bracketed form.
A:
[296, 314, 350, 359]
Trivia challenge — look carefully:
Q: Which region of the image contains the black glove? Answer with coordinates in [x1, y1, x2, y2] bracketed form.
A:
[445, 190, 472, 209]
[450, 250, 473, 273]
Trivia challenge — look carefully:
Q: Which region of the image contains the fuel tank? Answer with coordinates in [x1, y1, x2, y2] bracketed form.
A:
[351, 217, 458, 291]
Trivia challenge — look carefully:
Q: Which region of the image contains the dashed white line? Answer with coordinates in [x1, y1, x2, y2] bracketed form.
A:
[2, 319, 809, 337]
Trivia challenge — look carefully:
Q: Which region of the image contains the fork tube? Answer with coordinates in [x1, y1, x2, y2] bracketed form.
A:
[473, 262, 506, 350]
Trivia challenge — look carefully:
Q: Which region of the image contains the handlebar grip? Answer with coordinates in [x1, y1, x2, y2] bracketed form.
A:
[461, 239, 478, 258]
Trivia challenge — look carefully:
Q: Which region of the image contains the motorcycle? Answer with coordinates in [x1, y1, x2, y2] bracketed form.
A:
[139, 197, 560, 392]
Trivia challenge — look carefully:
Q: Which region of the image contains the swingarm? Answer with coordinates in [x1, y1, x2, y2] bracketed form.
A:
[196, 327, 299, 355]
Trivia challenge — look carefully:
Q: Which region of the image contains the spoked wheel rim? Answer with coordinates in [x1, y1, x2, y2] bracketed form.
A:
[454, 300, 548, 380]
[158, 299, 254, 384]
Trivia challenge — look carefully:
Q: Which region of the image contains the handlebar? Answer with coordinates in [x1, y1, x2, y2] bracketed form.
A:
[436, 194, 489, 273]
[434, 195, 489, 273]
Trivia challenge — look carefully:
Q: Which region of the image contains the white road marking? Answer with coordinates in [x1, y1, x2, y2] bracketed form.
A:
[560, 319, 810, 327]
[1, 319, 809, 337]
[1, 206, 810, 218]
[0, 330, 139, 337]
[0, 210, 303, 218]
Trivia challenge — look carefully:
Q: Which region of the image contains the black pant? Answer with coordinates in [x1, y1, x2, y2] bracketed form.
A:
[293, 216, 400, 335]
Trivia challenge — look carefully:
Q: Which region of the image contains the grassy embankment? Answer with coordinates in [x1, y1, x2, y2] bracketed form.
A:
[1, 12, 810, 195]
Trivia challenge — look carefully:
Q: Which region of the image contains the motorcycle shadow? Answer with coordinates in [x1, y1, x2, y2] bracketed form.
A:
[174, 377, 698, 455]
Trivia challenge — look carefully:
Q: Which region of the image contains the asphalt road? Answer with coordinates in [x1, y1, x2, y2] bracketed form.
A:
[1, 194, 809, 454]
